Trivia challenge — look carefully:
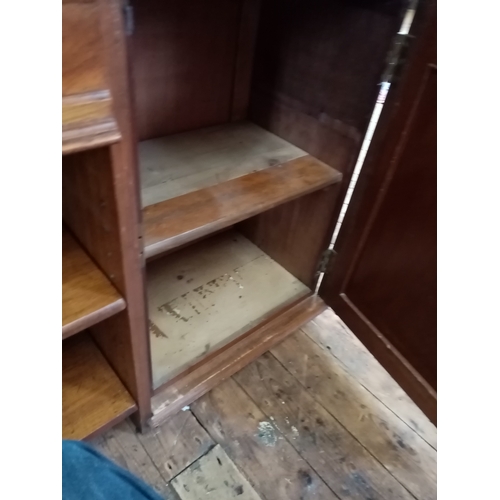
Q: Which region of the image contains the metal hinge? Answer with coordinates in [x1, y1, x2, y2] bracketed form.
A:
[316, 248, 336, 275]
[123, 1, 134, 36]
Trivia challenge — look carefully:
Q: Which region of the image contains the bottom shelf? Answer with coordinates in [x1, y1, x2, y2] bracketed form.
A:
[62, 333, 136, 440]
[147, 230, 311, 389]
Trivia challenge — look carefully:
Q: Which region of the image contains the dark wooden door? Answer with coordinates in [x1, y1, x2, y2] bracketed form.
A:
[320, 1, 437, 424]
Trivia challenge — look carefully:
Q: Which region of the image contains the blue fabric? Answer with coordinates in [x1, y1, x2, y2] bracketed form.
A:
[62, 440, 163, 500]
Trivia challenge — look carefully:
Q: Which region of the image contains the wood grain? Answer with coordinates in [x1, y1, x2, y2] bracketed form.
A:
[88, 0, 154, 427]
[62, 1, 106, 97]
[150, 295, 326, 428]
[239, 183, 340, 288]
[135, 411, 214, 482]
[92, 419, 172, 498]
[234, 353, 415, 500]
[62, 228, 125, 339]
[320, 2, 437, 423]
[144, 155, 341, 259]
[139, 121, 306, 207]
[271, 331, 437, 500]
[303, 308, 437, 449]
[62, 333, 136, 440]
[131, 0, 241, 140]
[172, 445, 263, 500]
[147, 231, 309, 389]
[250, 0, 405, 251]
[191, 378, 339, 500]
[231, 0, 262, 121]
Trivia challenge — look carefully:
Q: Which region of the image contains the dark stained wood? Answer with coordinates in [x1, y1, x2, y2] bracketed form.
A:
[62, 91, 120, 155]
[192, 378, 339, 500]
[92, 419, 173, 498]
[62, 228, 125, 339]
[303, 309, 437, 449]
[62, 0, 120, 154]
[62, 0, 152, 430]
[143, 155, 342, 259]
[271, 331, 437, 500]
[234, 352, 415, 500]
[62, 0, 107, 97]
[62, 333, 136, 440]
[135, 411, 214, 482]
[249, 0, 406, 243]
[231, 0, 262, 121]
[172, 445, 263, 500]
[238, 183, 340, 288]
[150, 295, 326, 428]
[91, 0, 153, 428]
[320, 1, 437, 424]
[62, 147, 125, 293]
[131, 0, 241, 140]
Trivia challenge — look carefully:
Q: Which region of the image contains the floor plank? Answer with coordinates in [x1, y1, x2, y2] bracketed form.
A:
[302, 308, 437, 449]
[92, 420, 173, 498]
[135, 411, 215, 482]
[234, 352, 415, 500]
[271, 331, 437, 500]
[171, 445, 263, 500]
[191, 377, 340, 500]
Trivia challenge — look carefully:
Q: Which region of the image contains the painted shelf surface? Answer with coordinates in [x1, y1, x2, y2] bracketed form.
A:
[147, 230, 311, 389]
[140, 121, 342, 258]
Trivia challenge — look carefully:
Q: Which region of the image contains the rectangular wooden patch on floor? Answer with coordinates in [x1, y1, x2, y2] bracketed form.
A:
[134, 411, 215, 482]
[171, 445, 263, 500]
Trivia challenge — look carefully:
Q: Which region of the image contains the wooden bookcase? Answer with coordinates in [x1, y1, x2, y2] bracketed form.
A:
[63, 0, 437, 436]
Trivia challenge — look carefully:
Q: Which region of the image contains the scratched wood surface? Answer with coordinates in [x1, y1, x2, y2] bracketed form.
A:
[147, 230, 310, 389]
[92, 307, 436, 500]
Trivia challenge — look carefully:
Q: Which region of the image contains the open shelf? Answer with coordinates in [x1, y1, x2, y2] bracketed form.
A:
[147, 230, 311, 390]
[62, 333, 136, 440]
[140, 122, 342, 259]
[62, 229, 126, 339]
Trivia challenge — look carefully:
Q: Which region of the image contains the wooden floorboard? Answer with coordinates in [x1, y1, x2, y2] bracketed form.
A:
[171, 445, 263, 500]
[233, 352, 415, 500]
[302, 308, 437, 449]
[191, 377, 340, 500]
[271, 331, 437, 500]
[91, 307, 436, 500]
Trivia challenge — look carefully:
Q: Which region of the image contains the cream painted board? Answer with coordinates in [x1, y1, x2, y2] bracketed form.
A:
[139, 121, 306, 207]
[147, 231, 310, 389]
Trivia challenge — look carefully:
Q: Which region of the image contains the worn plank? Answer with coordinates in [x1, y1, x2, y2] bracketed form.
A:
[234, 352, 415, 500]
[140, 121, 306, 207]
[303, 308, 437, 449]
[92, 420, 173, 498]
[172, 445, 263, 500]
[135, 411, 214, 482]
[147, 230, 309, 389]
[271, 332, 437, 500]
[191, 377, 339, 500]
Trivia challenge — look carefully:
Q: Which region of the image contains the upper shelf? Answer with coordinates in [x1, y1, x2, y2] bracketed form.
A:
[62, 229, 126, 339]
[141, 122, 342, 259]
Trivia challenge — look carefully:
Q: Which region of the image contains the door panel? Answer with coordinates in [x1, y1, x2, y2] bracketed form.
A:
[320, 1, 436, 424]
